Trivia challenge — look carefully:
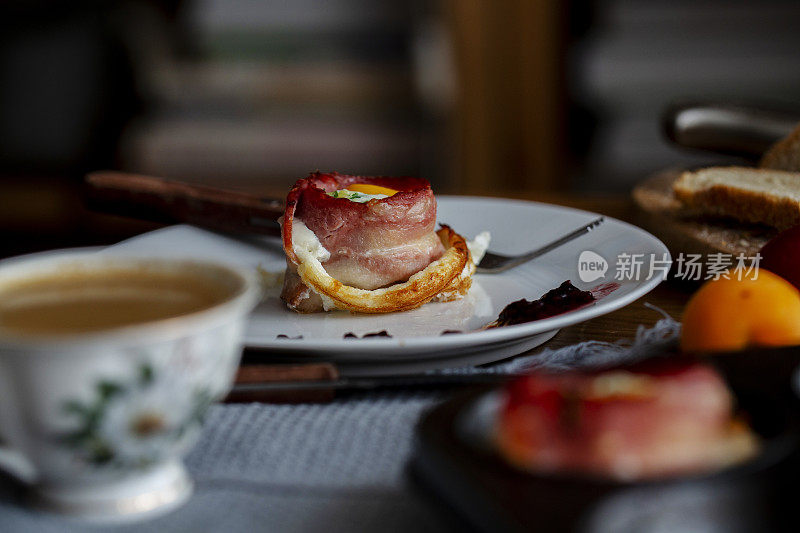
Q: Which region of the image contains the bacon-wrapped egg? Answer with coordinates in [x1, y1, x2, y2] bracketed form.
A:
[280, 171, 473, 313]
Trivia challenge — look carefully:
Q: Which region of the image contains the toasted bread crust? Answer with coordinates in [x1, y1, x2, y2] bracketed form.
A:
[674, 171, 800, 230]
[760, 122, 800, 171]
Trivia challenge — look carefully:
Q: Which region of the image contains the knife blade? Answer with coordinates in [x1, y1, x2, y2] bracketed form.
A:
[662, 101, 800, 158]
[229, 373, 509, 395]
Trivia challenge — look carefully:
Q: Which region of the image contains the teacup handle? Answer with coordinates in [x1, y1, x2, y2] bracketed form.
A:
[0, 441, 37, 485]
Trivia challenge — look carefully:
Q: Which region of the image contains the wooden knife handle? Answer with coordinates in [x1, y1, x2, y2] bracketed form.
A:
[227, 363, 339, 403]
[85, 171, 285, 236]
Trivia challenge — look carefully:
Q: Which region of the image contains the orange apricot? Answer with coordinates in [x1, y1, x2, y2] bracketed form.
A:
[681, 269, 800, 352]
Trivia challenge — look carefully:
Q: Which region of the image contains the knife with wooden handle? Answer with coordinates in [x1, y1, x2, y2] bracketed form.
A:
[226, 347, 800, 406]
[226, 362, 507, 403]
[85, 171, 285, 236]
[227, 363, 341, 403]
[662, 101, 800, 158]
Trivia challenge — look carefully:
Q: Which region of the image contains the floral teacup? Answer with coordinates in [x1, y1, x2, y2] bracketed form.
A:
[0, 253, 260, 521]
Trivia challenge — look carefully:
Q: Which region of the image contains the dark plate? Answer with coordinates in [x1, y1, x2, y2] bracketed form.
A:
[410, 348, 800, 532]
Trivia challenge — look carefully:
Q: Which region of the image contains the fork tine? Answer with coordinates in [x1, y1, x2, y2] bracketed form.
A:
[476, 217, 604, 273]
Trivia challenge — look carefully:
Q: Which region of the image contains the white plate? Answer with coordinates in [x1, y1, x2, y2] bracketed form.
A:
[104, 196, 669, 375]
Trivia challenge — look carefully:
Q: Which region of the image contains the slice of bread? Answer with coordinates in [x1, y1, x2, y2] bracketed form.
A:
[673, 166, 800, 230]
[760, 122, 800, 171]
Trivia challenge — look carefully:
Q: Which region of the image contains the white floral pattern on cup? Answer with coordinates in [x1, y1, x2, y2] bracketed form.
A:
[59, 362, 214, 469]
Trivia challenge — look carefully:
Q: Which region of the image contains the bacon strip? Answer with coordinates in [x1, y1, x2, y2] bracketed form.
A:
[282, 172, 438, 268]
[497, 361, 758, 480]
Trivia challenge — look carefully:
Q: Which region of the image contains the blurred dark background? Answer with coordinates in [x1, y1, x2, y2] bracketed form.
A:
[4, 0, 800, 258]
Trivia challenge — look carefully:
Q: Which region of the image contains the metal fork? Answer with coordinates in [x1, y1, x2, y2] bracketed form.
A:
[475, 217, 605, 273]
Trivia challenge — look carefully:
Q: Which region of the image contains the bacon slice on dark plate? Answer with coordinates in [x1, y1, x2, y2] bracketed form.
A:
[497, 360, 758, 480]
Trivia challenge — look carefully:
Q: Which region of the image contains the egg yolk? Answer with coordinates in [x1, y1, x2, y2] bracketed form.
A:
[347, 183, 398, 196]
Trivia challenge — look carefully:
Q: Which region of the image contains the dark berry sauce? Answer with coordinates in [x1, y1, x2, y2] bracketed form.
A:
[491, 281, 595, 327]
